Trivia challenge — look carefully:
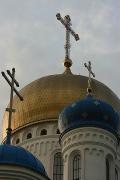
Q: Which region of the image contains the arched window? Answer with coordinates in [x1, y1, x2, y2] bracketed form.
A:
[56, 129, 60, 134]
[41, 129, 47, 135]
[16, 138, 20, 144]
[53, 152, 63, 180]
[27, 133, 32, 139]
[106, 154, 114, 180]
[73, 154, 81, 180]
[106, 159, 110, 180]
[115, 168, 118, 180]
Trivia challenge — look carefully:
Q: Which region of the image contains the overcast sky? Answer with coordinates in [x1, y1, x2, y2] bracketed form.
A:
[0, 0, 120, 137]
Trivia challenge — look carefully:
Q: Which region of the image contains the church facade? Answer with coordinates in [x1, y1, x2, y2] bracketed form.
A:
[1, 14, 120, 180]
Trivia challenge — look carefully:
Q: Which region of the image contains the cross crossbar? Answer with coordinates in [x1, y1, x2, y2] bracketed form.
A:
[7, 70, 19, 87]
[84, 61, 95, 78]
[1, 68, 23, 144]
[56, 13, 79, 65]
[84, 61, 95, 94]
[2, 71, 23, 101]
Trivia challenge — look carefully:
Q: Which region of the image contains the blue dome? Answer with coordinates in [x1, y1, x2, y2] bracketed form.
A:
[59, 96, 120, 137]
[0, 144, 47, 176]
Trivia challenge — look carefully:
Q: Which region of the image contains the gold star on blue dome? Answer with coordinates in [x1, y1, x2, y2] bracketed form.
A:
[71, 103, 76, 108]
[94, 101, 100, 106]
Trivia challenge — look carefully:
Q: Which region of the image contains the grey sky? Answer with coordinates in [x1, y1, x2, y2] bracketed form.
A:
[0, 0, 120, 137]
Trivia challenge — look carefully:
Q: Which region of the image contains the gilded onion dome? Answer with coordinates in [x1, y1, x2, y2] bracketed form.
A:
[2, 70, 120, 139]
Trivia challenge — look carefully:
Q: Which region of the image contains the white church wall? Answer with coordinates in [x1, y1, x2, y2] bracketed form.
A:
[0, 165, 49, 180]
[11, 120, 60, 179]
[61, 127, 118, 180]
[11, 120, 120, 180]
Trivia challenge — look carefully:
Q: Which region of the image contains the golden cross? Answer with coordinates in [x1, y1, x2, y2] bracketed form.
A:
[84, 61, 95, 94]
[56, 13, 79, 68]
[1, 68, 23, 144]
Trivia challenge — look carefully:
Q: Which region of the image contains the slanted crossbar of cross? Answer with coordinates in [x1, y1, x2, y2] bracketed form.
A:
[1, 68, 23, 144]
[84, 61, 95, 94]
[56, 13, 79, 61]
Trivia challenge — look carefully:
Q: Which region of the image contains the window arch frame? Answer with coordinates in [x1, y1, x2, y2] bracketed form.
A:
[26, 132, 32, 139]
[73, 154, 81, 180]
[69, 151, 81, 180]
[12, 136, 21, 145]
[106, 154, 114, 180]
[115, 167, 119, 180]
[16, 138, 20, 144]
[106, 158, 110, 180]
[56, 129, 60, 134]
[53, 152, 63, 180]
[40, 129, 47, 135]
[22, 128, 33, 141]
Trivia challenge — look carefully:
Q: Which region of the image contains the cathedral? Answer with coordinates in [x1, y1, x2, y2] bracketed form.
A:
[0, 14, 120, 180]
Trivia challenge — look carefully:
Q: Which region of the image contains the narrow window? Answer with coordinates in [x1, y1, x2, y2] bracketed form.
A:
[115, 168, 118, 180]
[16, 138, 20, 144]
[73, 154, 81, 180]
[106, 159, 110, 180]
[56, 129, 60, 134]
[53, 152, 63, 180]
[27, 133, 32, 139]
[41, 129, 47, 135]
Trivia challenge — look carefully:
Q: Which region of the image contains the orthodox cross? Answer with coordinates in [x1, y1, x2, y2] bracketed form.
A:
[84, 61, 95, 94]
[1, 68, 23, 144]
[56, 13, 80, 68]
